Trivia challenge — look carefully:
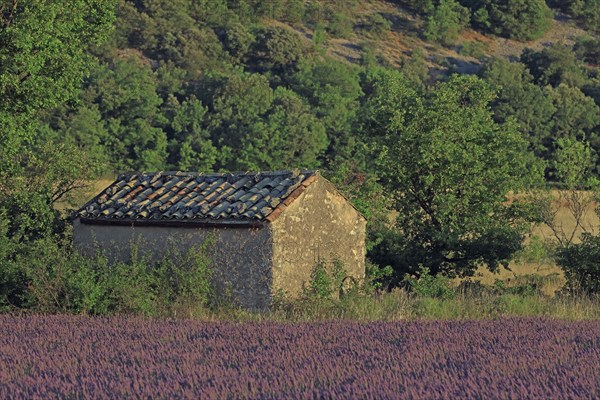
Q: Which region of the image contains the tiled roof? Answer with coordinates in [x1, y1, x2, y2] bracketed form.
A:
[76, 171, 318, 224]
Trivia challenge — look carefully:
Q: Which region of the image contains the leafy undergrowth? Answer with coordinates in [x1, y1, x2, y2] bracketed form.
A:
[1, 315, 598, 399]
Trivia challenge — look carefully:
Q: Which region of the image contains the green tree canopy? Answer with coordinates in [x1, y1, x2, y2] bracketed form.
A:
[364, 72, 543, 278]
[464, 0, 553, 41]
[0, 0, 116, 241]
[81, 58, 167, 170]
[424, 0, 470, 46]
[480, 58, 555, 157]
[288, 59, 364, 164]
[521, 44, 589, 88]
[208, 72, 327, 170]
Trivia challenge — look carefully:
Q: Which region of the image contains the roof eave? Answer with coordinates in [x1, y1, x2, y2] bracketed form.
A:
[77, 216, 264, 229]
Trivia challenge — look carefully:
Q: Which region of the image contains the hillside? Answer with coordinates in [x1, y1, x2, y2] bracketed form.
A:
[288, 1, 592, 74]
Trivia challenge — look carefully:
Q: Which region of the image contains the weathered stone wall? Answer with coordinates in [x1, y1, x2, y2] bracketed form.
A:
[72, 219, 274, 310]
[270, 177, 366, 297]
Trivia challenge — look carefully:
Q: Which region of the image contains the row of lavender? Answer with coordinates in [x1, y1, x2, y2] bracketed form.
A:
[1, 315, 598, 399]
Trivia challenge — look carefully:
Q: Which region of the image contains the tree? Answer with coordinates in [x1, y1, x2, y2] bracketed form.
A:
[399, 48, 430, 88]
[424, 0, 470, 46]
[162, 95, 218, 171]
[541, 138, 598, 248]
[208, 73, 327, 170]
[0, 0, 117, 242]
[466, 0, 553, 41]
[251, 26, 304, 73]
[547, 0, 599, 34]
[288, 59, 364, 164]
[546, 85, 600, 138]
[219, 23, 255, 63]
[258, 88, 327, 170]
[81, 58, 168, 170]
[545, 84, 600, 169]
[574, 35, 600, 65]
[480, 58, 555, 158]
[557, 233, 600, 295]
[363, 72, 544, 278]
[521, 44, 588, 88]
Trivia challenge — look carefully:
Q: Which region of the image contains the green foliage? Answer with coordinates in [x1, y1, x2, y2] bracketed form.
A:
[467, 0, 553, 41]
[283, 0, 306, 24]
[163, 95, 217, 171]
[220, 23, 255, 63]
[459, 41, 487, 59]
[0, 232, 215, 316]
[399, 49, 430, 88]
[540, 138, 599, 249]
[574, 36, 600, 65]
[252, 26, 304, 73]
[327, 11, 353, 38]
[0, 0, 116, 244]
[305, 259, 348, 300]
[311, 23, 329, 55]
[288, 59, 364, 163]
[514, 235, 555, 265]
[424, 0, 470, 46]
[81, 58, 168, 170]
[554, 138, 596, 187]
[546, 85, 600, 145]
[480, 58, 555, 157]
[521, 44, 589, 88]
[365, 13, 392, 37]
[404, 267, 455, 299]
[572, 0, 600, 34]
[548, 0, 600, 33]
[0, 0, 116, 122]
[396, 0, 435, 14]
[364, 262, 394, 291]
[364, 72, 544, 278]
[153, 238, 215, 313]
[557, 233, 600, 295]
[209, 73, 327, 170]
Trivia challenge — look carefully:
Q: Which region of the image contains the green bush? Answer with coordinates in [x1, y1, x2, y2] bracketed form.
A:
[365, 13, 392, 37]
[424, 0, 470, 46]
[548, 0, 599, 34]
[305, 259, 348, 300]
[327, 12, 354, 38]
[403, 267, 455, 299]
[574, 36, 600, 65]
[468, 0, 553, 41]
[251, 26, 304, 73]
[0, 234, 215, 316]
[220, 23, 255, 62]
[521, 44, 588, 88]
[556, 233, 600, 295]
[283, 0, 305, 24]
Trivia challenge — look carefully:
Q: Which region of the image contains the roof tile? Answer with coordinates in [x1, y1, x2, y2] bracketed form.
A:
[77, 171, 318, 223]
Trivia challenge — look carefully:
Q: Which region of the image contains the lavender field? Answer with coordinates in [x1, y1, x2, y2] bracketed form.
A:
[1, 316, 599, 399]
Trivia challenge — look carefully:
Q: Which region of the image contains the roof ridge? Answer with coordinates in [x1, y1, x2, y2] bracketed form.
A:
[117, 170, 318, 180]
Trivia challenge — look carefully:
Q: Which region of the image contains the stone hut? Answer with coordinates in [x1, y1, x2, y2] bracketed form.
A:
[73, 170, 366, 309]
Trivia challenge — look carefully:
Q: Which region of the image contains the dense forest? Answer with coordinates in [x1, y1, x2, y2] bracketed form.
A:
[1, 0, 599, 311]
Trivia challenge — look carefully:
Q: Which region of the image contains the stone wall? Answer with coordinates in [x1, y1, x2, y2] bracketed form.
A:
[72, 219, 274, 310]
[270, 177, 366, 297]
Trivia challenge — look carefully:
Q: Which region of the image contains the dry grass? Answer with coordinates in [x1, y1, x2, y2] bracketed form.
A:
[472, 190, 599, 295]
[282, 1, 589, 73]
[54, 177, 115, 212]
